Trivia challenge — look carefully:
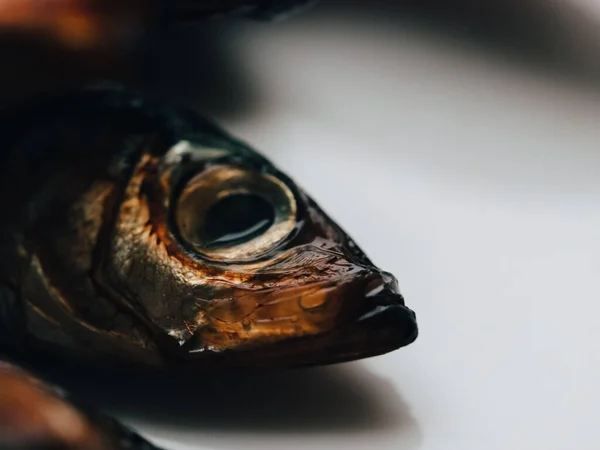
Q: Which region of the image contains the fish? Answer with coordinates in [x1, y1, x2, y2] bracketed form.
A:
[0, 0, 316, 105]
[0, 2, 417, 446]
[0, 362, 163, 450]
[0, 86, 417, 449]
[0, 86, 418, 370]
[0, 0, 316, 46]
[0, 5, 417, 448]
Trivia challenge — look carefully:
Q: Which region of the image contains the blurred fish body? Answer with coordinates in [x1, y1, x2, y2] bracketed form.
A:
[0, 361, 163, 450]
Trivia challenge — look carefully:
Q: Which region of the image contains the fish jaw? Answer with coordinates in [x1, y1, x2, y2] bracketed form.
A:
[168, 268, 418, 368]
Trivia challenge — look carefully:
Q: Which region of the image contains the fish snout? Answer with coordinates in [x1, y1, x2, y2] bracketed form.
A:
[357, 271, 418, 344]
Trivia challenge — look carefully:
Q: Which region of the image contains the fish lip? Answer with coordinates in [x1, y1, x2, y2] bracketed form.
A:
[311, 294, 417, 366]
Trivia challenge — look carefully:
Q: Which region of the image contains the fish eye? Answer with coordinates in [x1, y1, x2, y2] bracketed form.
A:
[203, 193, 275, 248]
[175, 165, 297, 261]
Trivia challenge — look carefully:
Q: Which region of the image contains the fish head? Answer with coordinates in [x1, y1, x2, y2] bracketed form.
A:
[96, 128, 417, 367]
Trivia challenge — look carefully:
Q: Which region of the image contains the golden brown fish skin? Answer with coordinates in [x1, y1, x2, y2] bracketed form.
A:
[0, 91, 167, 365]
[0, 88, 417, 369]
[0, 361, 163, 449]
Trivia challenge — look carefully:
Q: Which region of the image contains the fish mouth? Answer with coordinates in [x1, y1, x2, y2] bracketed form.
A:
[251, 292, 418, 368]
[250, 278, 418, 368]
[171, 273, 418, 369]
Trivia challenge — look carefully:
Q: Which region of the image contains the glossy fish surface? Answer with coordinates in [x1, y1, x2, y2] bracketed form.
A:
[0, 87, 417, 369]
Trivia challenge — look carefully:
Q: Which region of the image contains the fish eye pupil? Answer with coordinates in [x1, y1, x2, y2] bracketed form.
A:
[203, 194, 275, 248]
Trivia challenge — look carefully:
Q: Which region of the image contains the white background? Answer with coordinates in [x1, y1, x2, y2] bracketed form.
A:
[82, 2, 600, 449]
